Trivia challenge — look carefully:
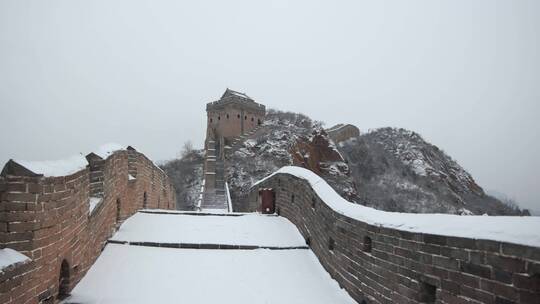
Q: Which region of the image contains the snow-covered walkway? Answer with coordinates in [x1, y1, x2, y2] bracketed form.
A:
[111, 211, 307, 248]
[64, 211, 356, 304]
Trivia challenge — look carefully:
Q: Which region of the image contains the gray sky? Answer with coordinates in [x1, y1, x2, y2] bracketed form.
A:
[1, 0, 539, 211]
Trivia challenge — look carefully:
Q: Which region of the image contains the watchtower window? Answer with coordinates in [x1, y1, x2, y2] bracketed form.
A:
[251, 117, 254, 122]
[419, 281, 436, 303]
[258, 119, 262, 125]
[363, 236, 372, 252]
[218, 116, 221, 120]
[210, 118, 213, 123]
[227, 114, 229, 119]
[328, 237, 335, 251]
[244, 115, 247, 120]
[291, 194, 295, 203]
[311, 197, 316, 209]
[237, 114, 240, 119]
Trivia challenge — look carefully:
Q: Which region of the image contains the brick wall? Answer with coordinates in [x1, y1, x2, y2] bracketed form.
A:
[248, 173, 540, 304]
[207, 104, 265, 140]
[0, 148, 175, 304]
[326, 124, 360, 143]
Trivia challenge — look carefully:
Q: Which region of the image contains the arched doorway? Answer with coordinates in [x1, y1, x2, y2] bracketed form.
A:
[58, 260, 70, 300]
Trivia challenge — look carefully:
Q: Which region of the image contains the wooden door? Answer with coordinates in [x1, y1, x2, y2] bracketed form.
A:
[260, 188, 275, 214]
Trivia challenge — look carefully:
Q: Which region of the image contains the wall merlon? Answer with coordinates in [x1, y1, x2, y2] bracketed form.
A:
[0, 148, 176, 303]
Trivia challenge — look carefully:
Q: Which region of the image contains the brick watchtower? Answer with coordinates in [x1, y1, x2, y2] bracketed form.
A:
[205, 89, 266, 156]
[200, 89, 265, 211]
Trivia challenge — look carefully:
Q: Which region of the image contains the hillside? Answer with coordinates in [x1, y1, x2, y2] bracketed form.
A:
[225, 111, 524, 215]
[160, 149, 204, 210]
[338, 128, 522, 215]
[163, 109, 524, 215]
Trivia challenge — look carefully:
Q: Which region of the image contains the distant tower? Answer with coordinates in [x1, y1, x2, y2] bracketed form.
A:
[205, 88, 266, 156]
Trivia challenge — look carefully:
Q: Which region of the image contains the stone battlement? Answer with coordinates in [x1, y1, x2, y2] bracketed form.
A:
[248, 167, 540, 304]
[0, 146, 175, 304]
[206, 88, 266, 113]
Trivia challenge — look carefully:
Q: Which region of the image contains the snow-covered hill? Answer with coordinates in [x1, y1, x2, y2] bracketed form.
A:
[338, 127, 523, 215]
[225, 110, 525, 215]
[226, 110, 313, 209]
[165, 110, 525, 216]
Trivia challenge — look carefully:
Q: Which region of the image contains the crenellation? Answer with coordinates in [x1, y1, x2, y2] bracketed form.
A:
[0, 148, 175, 303]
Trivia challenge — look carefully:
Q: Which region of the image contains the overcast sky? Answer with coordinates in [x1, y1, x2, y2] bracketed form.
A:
[1, 0, 538, 211]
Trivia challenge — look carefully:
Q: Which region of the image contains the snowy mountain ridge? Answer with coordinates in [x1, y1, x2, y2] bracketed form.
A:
[366, 127, 484, 196]
[339, 127, 523, 215]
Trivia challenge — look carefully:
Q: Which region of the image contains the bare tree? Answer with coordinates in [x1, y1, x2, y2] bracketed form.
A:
[178, 140, 194, 158]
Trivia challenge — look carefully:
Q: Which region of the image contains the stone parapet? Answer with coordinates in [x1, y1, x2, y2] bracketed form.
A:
[0, 148, 175, 303]
[248, 172, 540, 304]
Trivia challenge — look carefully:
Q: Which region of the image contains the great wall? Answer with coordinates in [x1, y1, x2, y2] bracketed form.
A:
[0, 89, 539, 303]
[247, 167, 540, 303]
[0, 146, 175, 303]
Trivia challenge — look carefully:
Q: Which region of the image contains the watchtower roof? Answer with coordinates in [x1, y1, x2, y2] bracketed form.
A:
[207, 88, 265, 113]
[221, 88, 253, 101]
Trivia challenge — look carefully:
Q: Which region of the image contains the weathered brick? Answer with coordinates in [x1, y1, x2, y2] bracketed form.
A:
[2, 202, 27, 211]
[6, 183, 26, 193]
[423, 234, 447, 246]
[4, 193, 36, 203]
[486, 253, 526, 273]
[7, 221, 37, 232]
[26, 183, 42, 194]
[480, 279, 518, 301]
[441, 246, 469, 261]
[446, 236, 476, 249]
[513, 273, 540, 292]
[518, 290, 540, 304]
[460, 285, 495, 303]
[501, 243, 540, 261]
[476, 239, 501, 252]
[433, 255, 459, 270]
[460, 261, 492, 279]
[441, 279, 460, 294]
[493, 268, 513, 284]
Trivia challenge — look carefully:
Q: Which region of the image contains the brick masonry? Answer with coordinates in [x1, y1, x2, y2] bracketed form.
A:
[248, 173, 540, 304]
[0, 148, 175, 304]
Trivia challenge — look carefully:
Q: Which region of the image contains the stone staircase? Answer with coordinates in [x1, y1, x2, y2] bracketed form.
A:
[201, 143, 229, 212]
[225, 125, 265, 158]
[201, 125, 266, 212]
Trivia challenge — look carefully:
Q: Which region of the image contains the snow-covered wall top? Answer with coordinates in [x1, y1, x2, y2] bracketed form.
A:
[254, 166, 540, 248]
[0, 248, 30, 273]
[11, 143, 126, 177]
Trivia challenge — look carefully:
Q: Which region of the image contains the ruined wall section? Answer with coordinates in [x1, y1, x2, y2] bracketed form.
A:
[0, 148, 175, 304]
[326, 124, 360, 143]
[249, 173, 540, 304]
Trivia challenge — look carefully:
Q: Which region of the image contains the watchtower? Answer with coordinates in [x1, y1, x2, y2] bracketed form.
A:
[205, 89, 266, 154]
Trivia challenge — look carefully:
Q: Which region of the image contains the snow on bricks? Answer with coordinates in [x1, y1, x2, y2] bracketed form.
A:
[248, 166, 540, 304]
[0, 144, 175, 304]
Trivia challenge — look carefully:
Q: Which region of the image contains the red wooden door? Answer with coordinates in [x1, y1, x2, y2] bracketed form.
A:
[260, 188, 275, 214]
